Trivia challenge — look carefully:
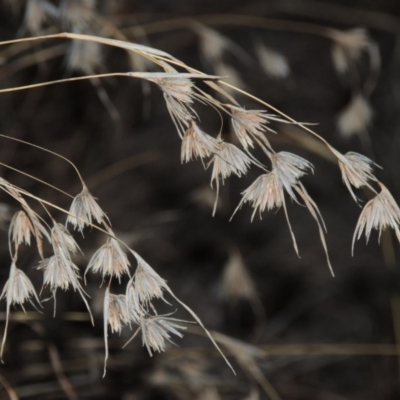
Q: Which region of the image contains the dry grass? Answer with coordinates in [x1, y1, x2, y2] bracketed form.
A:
[0, 1, 399, 399]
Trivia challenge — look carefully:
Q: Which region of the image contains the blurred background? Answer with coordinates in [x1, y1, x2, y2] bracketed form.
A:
[0, 0, 400, 399]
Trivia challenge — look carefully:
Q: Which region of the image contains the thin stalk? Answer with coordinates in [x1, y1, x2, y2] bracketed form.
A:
[0, 134, 85, 187]
[116, 14, 333, 39]
[0, 161, 73, 199]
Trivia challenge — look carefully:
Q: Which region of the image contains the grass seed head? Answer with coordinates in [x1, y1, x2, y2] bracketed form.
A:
[1, 261, 41, 359]
[229, 105, 277, 150]
[209, 141, 252, 183]
[338, 151, 378, 202]
[141, 315, 186, 356]
[86, 237, 130, 282]
[21, 205, 50, 259]
[220, 251, 257, 303]
[39, 255, 81, 292]
[133, 252, 168, 306]
[331, 28, 369, 74]
[272, 151, 313, 201]
[337, 94, 372, 138]
[255, 42, 290, 80]
[67, 185, 109, 233]
[1, 261, 40, 308]
[235, 172, 284, 221]
[353, 182, 400, 251]
[126, 279, 146, 323]
[152, 76, 197, 137]
[52, 222, 80, 258]
[181, 123, 221, 163]
[107, 293, 130, 334]
[9, 210, 35, 248]
[197, 26, 230, 63]
[153, 76, 194, 105]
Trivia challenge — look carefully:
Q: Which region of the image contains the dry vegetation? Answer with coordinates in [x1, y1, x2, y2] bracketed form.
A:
[0, 1, 400, 399]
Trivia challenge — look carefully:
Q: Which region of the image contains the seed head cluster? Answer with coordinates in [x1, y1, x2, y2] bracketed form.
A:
[0, 19, 398, 381]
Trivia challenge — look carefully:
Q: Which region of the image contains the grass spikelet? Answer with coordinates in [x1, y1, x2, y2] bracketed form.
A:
[330, 28, 369, 75]
[1, 260, 41, 360]
[337, 93, 372, 138]
[352, 182, 400, 253]
[220, 250, 258, 304]
[255, 41, 290, 79]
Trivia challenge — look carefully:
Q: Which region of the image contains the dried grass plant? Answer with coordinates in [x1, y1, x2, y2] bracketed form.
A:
[0, 1, 399, 399]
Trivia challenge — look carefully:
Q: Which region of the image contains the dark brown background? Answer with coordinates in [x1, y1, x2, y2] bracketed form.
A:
[0, 1, 400, 399]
